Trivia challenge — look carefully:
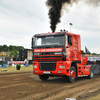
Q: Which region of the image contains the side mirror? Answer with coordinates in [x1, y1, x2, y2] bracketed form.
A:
[31, 37, 34, 49]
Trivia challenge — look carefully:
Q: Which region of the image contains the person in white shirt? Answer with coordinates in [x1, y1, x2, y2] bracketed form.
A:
[24, 58, 28, 64]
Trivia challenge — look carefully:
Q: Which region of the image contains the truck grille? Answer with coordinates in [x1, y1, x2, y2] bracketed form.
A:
[34, 55, 62, 61]
[39, 62, 56, 71]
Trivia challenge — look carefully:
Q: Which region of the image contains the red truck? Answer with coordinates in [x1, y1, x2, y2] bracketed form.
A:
[31, 31, 94, 83]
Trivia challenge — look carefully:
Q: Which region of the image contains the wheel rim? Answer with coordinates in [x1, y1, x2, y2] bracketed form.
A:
[91, 70, 93, 77]
[71, 70, 75, 79]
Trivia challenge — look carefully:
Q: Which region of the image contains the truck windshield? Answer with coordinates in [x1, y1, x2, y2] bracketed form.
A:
[34, 35, 65, 46]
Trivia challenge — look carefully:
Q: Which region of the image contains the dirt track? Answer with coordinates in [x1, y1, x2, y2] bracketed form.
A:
[0, 71, 100, 100]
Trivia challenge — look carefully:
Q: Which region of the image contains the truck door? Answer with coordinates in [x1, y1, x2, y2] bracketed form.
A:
[66, 35, 73, 61]
[72, 35, 81, 61]
[72, 36, 78, 60]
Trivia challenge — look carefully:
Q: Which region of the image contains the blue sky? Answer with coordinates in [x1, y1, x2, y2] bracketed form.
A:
[0, 0, 100, 53]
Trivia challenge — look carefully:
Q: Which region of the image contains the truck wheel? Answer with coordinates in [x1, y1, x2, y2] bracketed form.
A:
[67, 66, 76, 83]
[39, 75, 49, 81]
[88, 68, 94, 79]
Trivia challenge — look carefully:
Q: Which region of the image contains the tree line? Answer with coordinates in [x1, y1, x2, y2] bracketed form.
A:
[81, 50, 100, 56]
[0, 45, 99, 57]
[0, 44, 24, 57]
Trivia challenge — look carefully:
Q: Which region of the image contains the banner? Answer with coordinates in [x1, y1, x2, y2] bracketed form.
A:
[88, 56, 100, 61]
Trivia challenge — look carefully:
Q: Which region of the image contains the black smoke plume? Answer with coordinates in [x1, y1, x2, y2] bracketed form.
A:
[46, 0, 77, 32]
[46, 0, 100, 32]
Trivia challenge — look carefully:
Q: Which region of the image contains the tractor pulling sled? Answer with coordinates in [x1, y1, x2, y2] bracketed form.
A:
[31, 31, 100, 83]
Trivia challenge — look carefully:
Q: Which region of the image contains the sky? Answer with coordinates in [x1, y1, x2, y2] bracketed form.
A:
[0, 0, 100, 53]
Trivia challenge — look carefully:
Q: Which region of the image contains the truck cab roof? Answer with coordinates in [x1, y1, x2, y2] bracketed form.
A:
[34, 31, 80, 37]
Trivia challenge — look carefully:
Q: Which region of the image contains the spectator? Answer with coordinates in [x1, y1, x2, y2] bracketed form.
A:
[1, 57, 5, 67]
[3, 57, 5, 61]
[0, 59, 1, 68]
[0, 57, 2, 62]
[24, 58, 28, 64]
[9, 57, 13, 67]
[10, 57, 13, 62]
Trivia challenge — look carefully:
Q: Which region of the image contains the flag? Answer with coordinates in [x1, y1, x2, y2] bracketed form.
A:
[85, 47, 91, 54]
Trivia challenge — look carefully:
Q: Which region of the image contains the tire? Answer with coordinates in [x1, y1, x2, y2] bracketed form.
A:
[39, 75, 49, 81]
[67, 66, 76, 83]
[88, 67, 94, 79]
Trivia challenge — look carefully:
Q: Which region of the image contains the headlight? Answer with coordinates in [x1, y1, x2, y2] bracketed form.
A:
[34, 53, 40, 55]
[54, 52, 62, 55]
[33, 65, 37, 68]
[59, 65, 65, 69]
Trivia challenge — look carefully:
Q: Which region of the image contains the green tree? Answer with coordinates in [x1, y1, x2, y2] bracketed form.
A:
[92, 53, 98, 56]
[12, 46, 16, 51]
[11, 50, 19, 57]
[0, 44, 24, 57]
[11, 50, 16, 57]
[9, 45, 13, 51]
[18, 46, 24, 50]
[81, 50, 85, 55]
[5, 54, 9, 57]
[3, 44, 8, 52]
[0, 45, 3, 52]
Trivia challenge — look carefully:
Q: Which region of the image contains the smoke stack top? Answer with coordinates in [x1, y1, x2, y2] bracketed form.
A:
[46, 0, 100, 32]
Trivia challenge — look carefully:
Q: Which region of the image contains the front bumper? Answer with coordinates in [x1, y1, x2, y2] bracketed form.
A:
[33, 69, 70, 76]
[33, 61, 71, 76]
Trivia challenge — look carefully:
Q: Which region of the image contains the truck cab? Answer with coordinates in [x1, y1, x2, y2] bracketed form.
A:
[31, 31, 93, 83]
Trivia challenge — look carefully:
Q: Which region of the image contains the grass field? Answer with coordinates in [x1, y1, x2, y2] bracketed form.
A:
[0, 65, 33, 72]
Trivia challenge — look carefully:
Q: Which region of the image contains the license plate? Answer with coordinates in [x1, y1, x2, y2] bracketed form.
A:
[43, 71, 51, 74]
